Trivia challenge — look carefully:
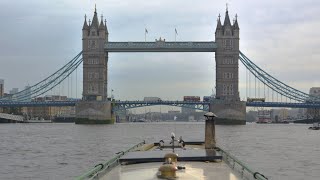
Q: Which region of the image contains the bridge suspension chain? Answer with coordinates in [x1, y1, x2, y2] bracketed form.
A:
[240, 53, 302, 101]
[239, 51, 320, 103]
[21, 58, 83, 101]
[0, 51, 83, 102]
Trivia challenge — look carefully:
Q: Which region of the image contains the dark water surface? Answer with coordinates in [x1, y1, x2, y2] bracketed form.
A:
[0, 122, 319, 180]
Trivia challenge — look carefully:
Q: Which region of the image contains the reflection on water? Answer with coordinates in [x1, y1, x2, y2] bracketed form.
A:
[0, 122, 319, 180]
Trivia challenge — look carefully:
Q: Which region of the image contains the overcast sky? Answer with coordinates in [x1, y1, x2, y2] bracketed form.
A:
[0, 0, 319, 101]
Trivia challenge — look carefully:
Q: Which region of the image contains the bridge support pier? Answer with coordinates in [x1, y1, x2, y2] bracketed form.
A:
[75, 101, 114, 124]
[209, 100, 246, 125]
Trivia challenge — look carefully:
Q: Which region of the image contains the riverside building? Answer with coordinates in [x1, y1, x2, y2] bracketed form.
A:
[0, 79, 4, 97]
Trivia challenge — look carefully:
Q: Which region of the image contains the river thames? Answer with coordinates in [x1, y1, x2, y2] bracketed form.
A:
[0, 122, 319, 180]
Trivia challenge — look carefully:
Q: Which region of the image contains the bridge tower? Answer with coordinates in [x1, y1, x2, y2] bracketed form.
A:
[75, 6, 113, 124]
[215, 8, 239, 101]
[82, 7, 108, 101]
[211, 8, 246, 124]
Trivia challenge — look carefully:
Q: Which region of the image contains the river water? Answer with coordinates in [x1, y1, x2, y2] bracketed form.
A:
[0, 122, 319, 180]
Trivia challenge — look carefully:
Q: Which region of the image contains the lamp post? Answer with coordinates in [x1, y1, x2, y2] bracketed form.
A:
[111, 89, 114, 101]
[204, 112, 217, 149]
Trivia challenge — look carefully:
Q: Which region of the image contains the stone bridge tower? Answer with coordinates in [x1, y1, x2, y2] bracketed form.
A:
[82, 7, 108, 101]
[75, 6, 113, 124]
[215, 9, 240, 101]
[211, 8, 246, 125]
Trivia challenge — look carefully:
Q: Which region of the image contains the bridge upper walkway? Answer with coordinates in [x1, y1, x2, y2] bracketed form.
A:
[105, 41, 217, 52]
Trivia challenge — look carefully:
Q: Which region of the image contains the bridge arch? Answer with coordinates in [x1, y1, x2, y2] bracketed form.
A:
[113, 101, 209, 112]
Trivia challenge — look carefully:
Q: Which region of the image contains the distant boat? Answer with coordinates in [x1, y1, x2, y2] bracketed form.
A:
[308, 122, 320, 130]
[133, 118, 146, 122]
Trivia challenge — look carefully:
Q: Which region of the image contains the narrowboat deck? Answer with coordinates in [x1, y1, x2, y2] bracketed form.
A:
[75, 113, 268, 180]
[105, 161, 241, 180]
[77, 141, 267, 180]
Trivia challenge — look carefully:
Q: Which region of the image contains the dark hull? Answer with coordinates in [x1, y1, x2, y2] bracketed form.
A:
[0, 118, 21, 123]
[294, 119, 320, 124]
[52, 117, 75, 123]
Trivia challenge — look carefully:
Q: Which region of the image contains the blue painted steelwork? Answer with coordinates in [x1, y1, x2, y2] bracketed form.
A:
[114, 101, 320, 111]
[1, 100, 320, 109]
[105, 41, 217, 52]
[246, 102, 320, 108]
[0, 100, 210, 110]
[113, 100, 210, 111]
[0, 100, 78, 107]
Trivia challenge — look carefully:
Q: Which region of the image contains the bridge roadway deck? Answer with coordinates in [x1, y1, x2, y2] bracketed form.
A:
[105, 41, 217, 52]
[0, 101, 78, 107]
[245, 102, 320, 108]
[1, 100, 320, 108]
[115, 100, 209, 111]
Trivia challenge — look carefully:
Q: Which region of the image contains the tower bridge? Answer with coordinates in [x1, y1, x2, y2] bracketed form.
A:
[77, 6, 244, 124]
[1, 6, 319, 124]
[2, 100, 320, 110]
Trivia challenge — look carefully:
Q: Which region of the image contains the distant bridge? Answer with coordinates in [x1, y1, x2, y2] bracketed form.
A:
[1, 100, 320, 110]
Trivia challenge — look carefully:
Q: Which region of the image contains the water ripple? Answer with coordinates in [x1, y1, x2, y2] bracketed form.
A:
[0, 123, 319, 180]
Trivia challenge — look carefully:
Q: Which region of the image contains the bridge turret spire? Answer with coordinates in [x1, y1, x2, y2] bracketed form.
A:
[233, 14, 239, 30]
[99, 14, 105, 30]
[105, 19, 109, 35]
[215, 14, 222, 36]
[91, 5, 99, 29]
[216, 14, 222, 29]
[223, 8, 231, 27]
[82, 14, 89, 30]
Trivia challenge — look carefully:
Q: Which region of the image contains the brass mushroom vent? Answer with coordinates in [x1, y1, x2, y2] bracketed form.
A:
[157, 153, 179, 179]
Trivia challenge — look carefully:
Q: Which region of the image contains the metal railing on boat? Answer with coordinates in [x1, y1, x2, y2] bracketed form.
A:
[215, 147, 268, 180]
[75, 141, 146, 180]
